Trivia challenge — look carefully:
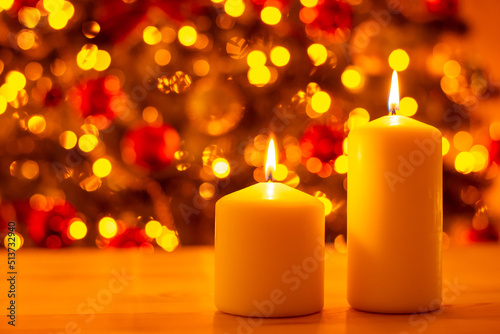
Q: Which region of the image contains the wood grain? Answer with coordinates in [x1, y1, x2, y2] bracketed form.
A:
[1, 245, 500, 333]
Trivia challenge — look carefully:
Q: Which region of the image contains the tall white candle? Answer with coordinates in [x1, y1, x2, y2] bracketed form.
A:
[347, 71, 443, 313]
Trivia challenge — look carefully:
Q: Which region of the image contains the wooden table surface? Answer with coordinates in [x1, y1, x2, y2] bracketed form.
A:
[2, 245, 500, 334]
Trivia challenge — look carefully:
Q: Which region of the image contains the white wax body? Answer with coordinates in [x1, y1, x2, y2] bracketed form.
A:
[347, 115, 443, 313]
[215, 182, 324, 317]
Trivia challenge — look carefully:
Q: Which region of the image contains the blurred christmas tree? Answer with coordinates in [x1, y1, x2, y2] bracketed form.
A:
[0, 0, 498, 250]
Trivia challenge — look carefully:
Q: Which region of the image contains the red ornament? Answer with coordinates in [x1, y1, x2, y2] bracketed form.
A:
[250, 0, 291, 10]
[44, 86, 63, 107]
[108, 227, 149, 248]
[72, 77, 124, 123]
[468, 225, 499, 243]
[310, 0, 352, 34]
[488, 139, 500, 165]
[426, 0, 458, 16]
[121, 124, 180, 172]
[26, 200, 77, 248]
[9, 0, 38, 13]
[300, 124, 345, 163]
[95, 0, 208, 44]
[488, 140, 500, 165]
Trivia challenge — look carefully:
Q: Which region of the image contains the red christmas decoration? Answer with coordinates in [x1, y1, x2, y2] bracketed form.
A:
[488, 139, 500, 165]
[9, 0, 38, 13]
[121, 124, 181, 172]
[71, 76, 124, 124]
[310, 0, 352, 34]
[44, 86, 63, 107]
[108, 227, 149, 248]
[468, 225, 499, 243]
[26, 200, 77, 248]
[95, 0, 208, 44]
[250, 0, 291, 10]
[300, 124, 345, 163]
[426, 0, 458, 17]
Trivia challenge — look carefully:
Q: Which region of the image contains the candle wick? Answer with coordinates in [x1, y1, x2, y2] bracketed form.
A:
[266, 171, 275, 182]
[389, 103, 398, 116]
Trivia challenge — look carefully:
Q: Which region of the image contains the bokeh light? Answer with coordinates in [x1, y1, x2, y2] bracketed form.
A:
[261, 7, 281, 25]
[212, 158, 230, 178]
[300, 0, 319, 7]
[6, 71, 26, 91]
[93, 158, 112, 178]
[442, 137, 450, 156]
[59, 131, 77, 149]
[143, 26, 162, 45]
[178, 26, 197, 46]
[399, 97, 418, 117]
[94, 50, 111, 71]
[388, 49, 410, 72]
[21, 160, 39, 180]
[334, 235, 347, 253]
[25, 62, 43, 81]
[4, 233, 24, 250]
[0, 84, 17, 102]
[443, 60, 461, 78]
[82, 21, 100, 39]
[299, 6, 318, 23]
[157, 227, 179, 252]
[145, 220, 163, 239]
[19, 7, 41, 28]
[43, 0, 63, 13]
[306, 157, 322, 174]
[247, 50, 267, 68]
[51, 59, 67, 77]
[68, 219, 88, 240]
[334, 155, 348, 174]
[48, 10, 69, 30]
[199, 182, 216, 200]
[489, 122, 500, 141]
[78, 134, 98, 152]
[143, 106, 159, 123]
[455, 152, 475, 174]
[77, 44, 98, 70]
[225, 0, 245, 17]
[270, 46, 290, 67]
[470, 145, 489, 172]
[193, 59, 210, 76]
[310, 91, 331, 114]
[453, 131, 473, 151]
[0, 96, 6, 115]
[307, 44, 327, 66]
[0, 0, 13, 10]
[315, 192, 333, 215]
[17, 30, 36, 50]
[155, 49, 171, 66]
[28, 115, 46, 134]
[248, 66, 271, 87]
[274, 164, 289, 182]
[98, 217, 118, 239]
[341, 66, 364, 90]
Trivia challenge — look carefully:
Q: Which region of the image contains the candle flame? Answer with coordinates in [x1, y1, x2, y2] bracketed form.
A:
[388, 70, 399, 115]
[265, 138, 277, 182]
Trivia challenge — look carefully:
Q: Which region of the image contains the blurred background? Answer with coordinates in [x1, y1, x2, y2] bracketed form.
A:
[0, 0, 499, 251]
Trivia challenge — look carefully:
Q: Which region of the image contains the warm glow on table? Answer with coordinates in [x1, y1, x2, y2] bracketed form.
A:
[3, 246, 499, 333]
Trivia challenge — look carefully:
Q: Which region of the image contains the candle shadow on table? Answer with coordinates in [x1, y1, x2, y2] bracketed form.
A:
[344, 306, 449, 334]
[212, 311, 323, 334]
